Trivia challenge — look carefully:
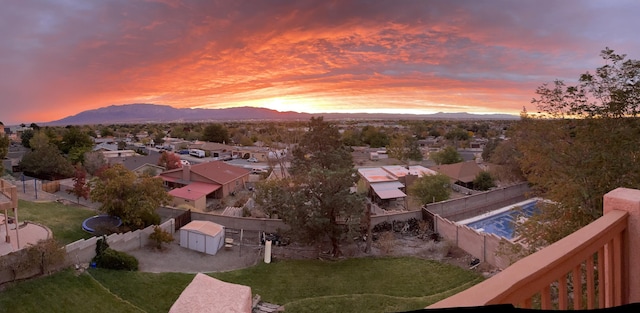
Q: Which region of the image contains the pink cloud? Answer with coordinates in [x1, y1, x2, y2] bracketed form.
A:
[1, 1, 639, 124]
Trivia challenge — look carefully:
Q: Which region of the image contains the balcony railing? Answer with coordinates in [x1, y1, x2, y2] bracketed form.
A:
[429, 187, 640, 310]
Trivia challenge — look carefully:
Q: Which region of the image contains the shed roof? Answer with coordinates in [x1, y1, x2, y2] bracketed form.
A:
[181, 220, 224, 237]
[169, 273, 252, 313]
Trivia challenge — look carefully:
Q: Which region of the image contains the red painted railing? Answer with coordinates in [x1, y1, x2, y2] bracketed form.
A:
[429, 187, 640, 309]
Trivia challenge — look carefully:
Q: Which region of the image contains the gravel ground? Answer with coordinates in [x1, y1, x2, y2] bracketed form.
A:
[128, 232, 264, 273]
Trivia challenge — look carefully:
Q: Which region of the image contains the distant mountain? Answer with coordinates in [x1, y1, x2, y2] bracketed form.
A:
[47, 104, 518, 125]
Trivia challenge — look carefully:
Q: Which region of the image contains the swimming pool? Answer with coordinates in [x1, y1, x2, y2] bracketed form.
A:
[458, 199, 539, 240]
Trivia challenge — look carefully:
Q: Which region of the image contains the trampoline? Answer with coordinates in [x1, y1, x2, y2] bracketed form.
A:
[82, 215, 122, 236]
[460, 199, 539, 240]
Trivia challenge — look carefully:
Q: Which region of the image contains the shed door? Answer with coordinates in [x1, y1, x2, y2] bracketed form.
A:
[189, 232, 206, 253]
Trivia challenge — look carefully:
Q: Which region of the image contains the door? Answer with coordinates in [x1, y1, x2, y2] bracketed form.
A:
[189, 232, 206, 253]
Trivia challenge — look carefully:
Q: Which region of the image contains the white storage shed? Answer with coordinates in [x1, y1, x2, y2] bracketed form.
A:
[179, 220, 225, 255]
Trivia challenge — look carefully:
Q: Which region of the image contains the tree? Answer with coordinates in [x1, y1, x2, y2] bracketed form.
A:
[290, 117, 353, 174]
[19, 143, 74, 180]
[513, 48, 640, 249]
[430, 146, 463, 165]
[90, 164, 172, 229]
[386, 134, 423, 164]
[20, 129, 34, 148]
[473, 171, 495, 191]
[481, 138, 501, 162]
[361, 126, 389, 148]
[0, 134, 8, 173]
[158, 151, 182, 170]
[444, 127, 470, 141]
[59, 126, 93, 154]
[408, 173, 451, 205]
[83, 151, 108, 176]
[67, 164, 90, 203]
[262, 117, 365, 256]
[202, 123, 230, 143]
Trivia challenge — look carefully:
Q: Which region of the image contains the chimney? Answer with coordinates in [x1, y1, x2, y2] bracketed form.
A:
[182, 164, 191, 182]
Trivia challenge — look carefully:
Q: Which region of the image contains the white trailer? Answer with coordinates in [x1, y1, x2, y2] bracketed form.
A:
[189, 149, 205, 158]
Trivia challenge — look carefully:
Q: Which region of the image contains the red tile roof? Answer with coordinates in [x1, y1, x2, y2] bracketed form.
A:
[161, 161, 249, 185]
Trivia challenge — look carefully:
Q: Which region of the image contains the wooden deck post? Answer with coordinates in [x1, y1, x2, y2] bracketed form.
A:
[603, 188, 640, 304]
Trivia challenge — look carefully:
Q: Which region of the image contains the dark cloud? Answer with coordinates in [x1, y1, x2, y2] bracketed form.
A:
[1, 0, 640, 124]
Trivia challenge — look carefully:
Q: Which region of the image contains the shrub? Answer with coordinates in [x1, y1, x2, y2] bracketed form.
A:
[93, 237, 138, 271]
[94, 248, 139, 271]
[148, 226, 174, 250]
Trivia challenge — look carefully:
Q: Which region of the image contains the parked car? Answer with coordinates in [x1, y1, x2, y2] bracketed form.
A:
[180, 160, 190, 166]
[251, 168, 267, 174]
[247, 157, 258, 163]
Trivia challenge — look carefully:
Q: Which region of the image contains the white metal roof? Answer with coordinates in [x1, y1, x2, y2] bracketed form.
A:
[371, 181, 407, 199]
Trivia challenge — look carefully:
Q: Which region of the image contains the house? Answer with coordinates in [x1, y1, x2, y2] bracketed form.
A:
[358, 165, 436, 210]
[232, 146, 270, 162]
[159, 161, 250, 211]
[189, 142, 235, 159]
[108, 150, 165, 176]
[430, 160, 484, 189]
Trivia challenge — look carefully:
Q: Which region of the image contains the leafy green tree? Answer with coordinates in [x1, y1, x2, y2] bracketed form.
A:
[0, 135, 8, 173]
[361, 126, 389, 148]
[29, 131, 50, 151]
[513, 48, 640, 249]
[19, 143, 74, 180]
[90, 164, 171, 229]
[430, 146, 463, 165]
[59, 126, 94, 154]
[473, 171, 495, 191]
[408, 173, 451, 205]
[386, 134, 423, 164]
[202, 123, 230, 143]
[444, 127, 470, 141]
[20, 129, 34, 148]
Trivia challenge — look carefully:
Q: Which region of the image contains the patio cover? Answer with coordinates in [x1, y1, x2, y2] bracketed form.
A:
[169, 182, 221, 201]
[371, 181, 407, 199]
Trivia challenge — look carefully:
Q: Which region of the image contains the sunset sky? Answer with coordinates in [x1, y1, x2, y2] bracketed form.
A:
[2, 0, 640, 125]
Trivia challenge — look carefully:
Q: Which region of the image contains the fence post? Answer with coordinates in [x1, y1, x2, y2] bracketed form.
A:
[603, 188, 640, 304]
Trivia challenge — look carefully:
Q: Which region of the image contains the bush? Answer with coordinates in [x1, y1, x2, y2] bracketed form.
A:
[94, 248, 139, 271]
[93, 237, 138, 271]
[148, 226, 174, 250]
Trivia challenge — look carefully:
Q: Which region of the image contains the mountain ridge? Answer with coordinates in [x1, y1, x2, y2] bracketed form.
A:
[46, 103, 519, 125]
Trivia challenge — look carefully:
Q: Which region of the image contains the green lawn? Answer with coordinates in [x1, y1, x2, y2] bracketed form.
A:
[0, 257, 482, 313]
[14, 199, 96, 244]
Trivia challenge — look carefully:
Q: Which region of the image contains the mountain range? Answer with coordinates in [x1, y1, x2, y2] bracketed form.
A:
[47, 103, 518, 125]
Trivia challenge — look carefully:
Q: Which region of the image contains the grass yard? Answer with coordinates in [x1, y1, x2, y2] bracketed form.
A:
[0, 257, 482, 313]
[13, 199, 96, 244]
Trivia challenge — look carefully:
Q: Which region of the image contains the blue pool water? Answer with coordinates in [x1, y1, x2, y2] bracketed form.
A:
[463, 200, 539, 240]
